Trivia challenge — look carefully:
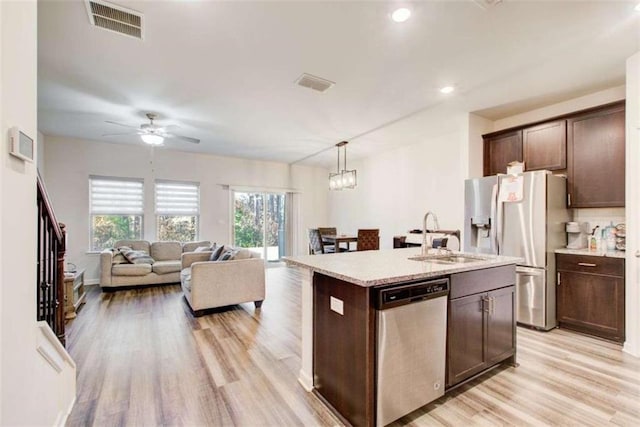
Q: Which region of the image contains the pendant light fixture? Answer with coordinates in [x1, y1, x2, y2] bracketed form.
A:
[329, 141, 357, 190]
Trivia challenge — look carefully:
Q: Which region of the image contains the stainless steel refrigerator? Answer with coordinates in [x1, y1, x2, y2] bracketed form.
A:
[463, 170, 569, 330]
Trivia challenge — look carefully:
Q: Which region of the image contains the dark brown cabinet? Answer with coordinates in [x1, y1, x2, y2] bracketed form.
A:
[522, 120, 567, 171]
[447, 266, 516, 388]
[567, 102, 625, 207]
[483, 130, 522, 176]
[482, 102, 625, 207]
[556, 254, 625, 342]
[313, 273, 375, 427]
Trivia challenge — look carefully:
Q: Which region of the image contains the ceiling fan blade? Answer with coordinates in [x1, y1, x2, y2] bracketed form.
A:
[102, 131, 141, 137]
[166, 133, 200, 144]
[105, 120, 140, 130]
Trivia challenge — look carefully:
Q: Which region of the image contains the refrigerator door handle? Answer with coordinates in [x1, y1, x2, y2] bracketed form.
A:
[516, 266, 545, 276]
[491, 183, 499, 254]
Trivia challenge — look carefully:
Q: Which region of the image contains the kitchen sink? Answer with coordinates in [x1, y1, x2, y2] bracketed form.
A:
[408, 254, 488, 264]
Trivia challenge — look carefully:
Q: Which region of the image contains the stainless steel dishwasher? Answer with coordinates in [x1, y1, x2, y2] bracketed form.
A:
[375, 278, 449, 426]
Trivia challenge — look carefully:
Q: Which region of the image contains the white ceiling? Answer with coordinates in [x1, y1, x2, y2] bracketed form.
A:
[38, 0, 639, 167]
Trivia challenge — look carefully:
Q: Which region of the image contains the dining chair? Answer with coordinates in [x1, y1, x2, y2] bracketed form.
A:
[357, 229, 380, 251]
[308, 229, 334, 254]
[318, 227, 337, 251]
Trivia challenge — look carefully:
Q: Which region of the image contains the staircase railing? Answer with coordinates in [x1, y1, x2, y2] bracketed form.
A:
[36, 172, 66, 345]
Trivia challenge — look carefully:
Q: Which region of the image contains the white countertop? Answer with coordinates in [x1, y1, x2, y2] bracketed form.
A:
[555, 248, 626, 259]
[284, 247, 521, 287]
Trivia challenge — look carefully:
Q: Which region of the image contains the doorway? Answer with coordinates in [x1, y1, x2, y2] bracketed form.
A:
[232, 191, 286, 262]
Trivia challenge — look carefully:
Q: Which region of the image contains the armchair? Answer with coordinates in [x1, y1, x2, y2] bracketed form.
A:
[180, 248, 266, 316]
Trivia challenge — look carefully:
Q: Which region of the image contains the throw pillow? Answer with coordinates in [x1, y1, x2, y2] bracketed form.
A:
[194, 245, 212, 253]
[217, 249, 238, 261]
[112, 249, 128, 264]
[209, 244, 225, 261]
[120, 247, 155, 265]
[231, 249, 253, 260]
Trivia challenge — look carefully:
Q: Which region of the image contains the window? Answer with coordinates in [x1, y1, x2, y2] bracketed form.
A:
[155, 180, 199, 242]
[90, 176, 144, 251]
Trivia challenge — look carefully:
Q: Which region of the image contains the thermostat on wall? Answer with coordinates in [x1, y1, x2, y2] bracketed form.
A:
[9, 127, 34, 162]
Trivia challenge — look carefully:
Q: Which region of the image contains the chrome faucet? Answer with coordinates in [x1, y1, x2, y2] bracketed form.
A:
[421, 211, 440, 255]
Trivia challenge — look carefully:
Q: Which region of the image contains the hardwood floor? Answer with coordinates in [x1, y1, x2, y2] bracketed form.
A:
[67, 267, 640, 426]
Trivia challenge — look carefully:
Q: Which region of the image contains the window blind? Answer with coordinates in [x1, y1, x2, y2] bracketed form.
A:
[90, 176, 144, 215]
[155, 181, 200, 215]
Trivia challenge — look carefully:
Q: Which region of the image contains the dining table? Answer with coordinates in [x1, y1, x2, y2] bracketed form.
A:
[323, 234, 358, 252]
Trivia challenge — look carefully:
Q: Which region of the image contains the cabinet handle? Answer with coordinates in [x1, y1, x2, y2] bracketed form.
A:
[578, 262, 597, 267]
[567, 194, 571, 206]
[557, 272, 561, 286]
[482, 296, 489, 313]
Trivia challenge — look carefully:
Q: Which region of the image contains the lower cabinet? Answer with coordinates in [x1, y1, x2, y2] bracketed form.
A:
[313, 273, 375, 427]
[447, 266, 516, 388]
[556, 254, 625, 342]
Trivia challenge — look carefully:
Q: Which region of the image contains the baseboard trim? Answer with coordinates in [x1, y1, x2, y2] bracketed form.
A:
[623, 341, 640, 358]
[85, 278, 100, 286]
[298, 369, 314, 392]
[54, 396, 76, 427]
[36, 321, 76, 372]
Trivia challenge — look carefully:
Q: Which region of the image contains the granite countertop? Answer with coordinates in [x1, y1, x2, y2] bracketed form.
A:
[555, 248, 626, 259]
[284, 247, 521, 287]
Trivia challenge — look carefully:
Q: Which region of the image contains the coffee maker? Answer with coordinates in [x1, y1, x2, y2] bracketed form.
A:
[566, 222, 589, 249]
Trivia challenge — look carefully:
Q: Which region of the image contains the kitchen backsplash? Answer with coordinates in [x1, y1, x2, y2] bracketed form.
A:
[572, 207, 625, 232]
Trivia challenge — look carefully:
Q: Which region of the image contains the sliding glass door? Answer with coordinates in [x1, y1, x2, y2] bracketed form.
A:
[233, 191, 286, 262]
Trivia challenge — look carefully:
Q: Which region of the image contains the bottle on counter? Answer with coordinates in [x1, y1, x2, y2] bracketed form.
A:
[589, 225, 600, 251]
[605, 222, 616, 251]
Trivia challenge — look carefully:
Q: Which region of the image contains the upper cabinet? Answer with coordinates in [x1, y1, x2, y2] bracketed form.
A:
[483, 130, 522, 176]
[482, 101, 625, 207]
[567, 103, 625, 208]
[522, 120, 566, 171]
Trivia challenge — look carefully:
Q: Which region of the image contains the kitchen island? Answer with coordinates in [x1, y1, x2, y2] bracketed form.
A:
[285, 247, 520, 427]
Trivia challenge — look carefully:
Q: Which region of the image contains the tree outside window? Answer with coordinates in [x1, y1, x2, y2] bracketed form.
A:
[157, 215, 198, 242]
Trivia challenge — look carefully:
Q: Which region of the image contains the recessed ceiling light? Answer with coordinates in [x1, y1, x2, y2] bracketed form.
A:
[440, 86, 455, 94]
[391, 8, 411, 23]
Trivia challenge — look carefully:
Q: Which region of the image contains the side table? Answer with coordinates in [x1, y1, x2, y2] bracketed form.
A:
[64, 269, 86, 320]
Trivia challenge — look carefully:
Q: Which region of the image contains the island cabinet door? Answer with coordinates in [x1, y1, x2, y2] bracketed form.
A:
[313, 273, 375, 427]
[447, 293, 485, 388]
[485, 286, 516, 366]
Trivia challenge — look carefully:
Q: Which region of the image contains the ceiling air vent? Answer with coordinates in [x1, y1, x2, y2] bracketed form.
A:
[85, 0, 144, 40]
[295, 73, 335, 93]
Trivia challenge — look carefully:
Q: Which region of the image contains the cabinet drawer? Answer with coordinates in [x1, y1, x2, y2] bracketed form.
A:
[556, 254, 624, 277]
[450, 265, 516, 299]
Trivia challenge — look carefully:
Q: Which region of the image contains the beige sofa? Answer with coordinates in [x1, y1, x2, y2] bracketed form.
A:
[180, 247, 265, 316]
[100, 240, 211, 289]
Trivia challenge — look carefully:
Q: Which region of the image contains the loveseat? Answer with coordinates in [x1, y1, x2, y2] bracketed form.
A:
[180, 246, 265, 316]
[100, 240, 211, 289]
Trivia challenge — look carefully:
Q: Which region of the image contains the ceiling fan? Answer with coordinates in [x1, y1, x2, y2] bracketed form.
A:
[103, 113, 200, 145]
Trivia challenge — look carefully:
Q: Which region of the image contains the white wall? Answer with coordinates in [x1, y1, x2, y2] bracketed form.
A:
[43, 136, 328, 282]
[328, 112, 469, 248]
[1, 1, 75, 425]
[468, 113, 493, 178]
[625, 52, 640, 357]
[37, 131, 45, 175]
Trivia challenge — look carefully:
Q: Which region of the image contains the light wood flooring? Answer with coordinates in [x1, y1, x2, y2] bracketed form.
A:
[67, 267, 640, 426]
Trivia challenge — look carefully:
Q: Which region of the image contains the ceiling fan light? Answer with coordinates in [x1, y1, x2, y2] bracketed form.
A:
[141, 134, 164, 145]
